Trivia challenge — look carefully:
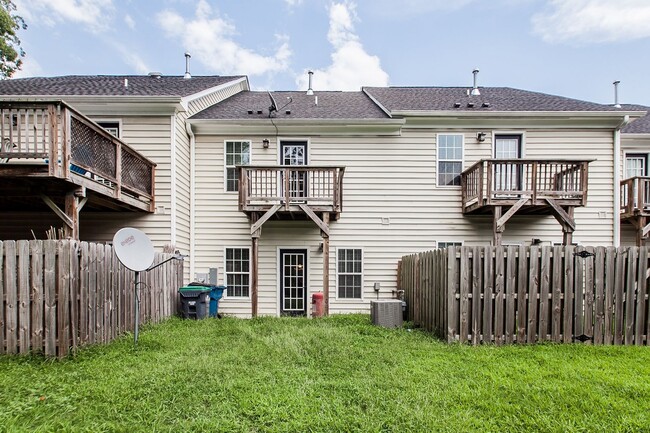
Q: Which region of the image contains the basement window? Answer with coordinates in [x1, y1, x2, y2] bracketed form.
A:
[337, 248, 363, 299]
[437, 133, 463, 186]
[437, 241, 463, 249]
[225, 140, 251, 192]
[225, 247, 250, 298]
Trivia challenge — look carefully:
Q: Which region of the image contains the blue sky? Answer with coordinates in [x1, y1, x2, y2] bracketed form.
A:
[12, 0, 650, 105]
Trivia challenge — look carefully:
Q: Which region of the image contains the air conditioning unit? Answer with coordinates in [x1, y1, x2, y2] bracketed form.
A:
[370, 300, 403, 328]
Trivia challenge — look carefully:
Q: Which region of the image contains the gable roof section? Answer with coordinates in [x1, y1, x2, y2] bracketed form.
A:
[190, 90, 390, 120]
[0, 75, 246, 98]
[362, 86, 626, 113]
[621, 104, 650, 133]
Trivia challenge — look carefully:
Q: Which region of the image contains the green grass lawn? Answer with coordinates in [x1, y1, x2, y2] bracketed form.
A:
[0, 315, 649, 433]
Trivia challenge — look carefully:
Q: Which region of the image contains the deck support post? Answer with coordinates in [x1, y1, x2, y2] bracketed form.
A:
[321, 212, 330, 316]
[493, 206, 503, 246]
[251, 212, 260, 318]
[547, 199, 576, 245]
[631, 216, 650, 246]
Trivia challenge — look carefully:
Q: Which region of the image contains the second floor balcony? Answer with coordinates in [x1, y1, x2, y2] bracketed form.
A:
[0, 100, 155, 212]
[461, 159, 591, 215]
[620, 176, 650, 219]
[238, 165, 345, 221]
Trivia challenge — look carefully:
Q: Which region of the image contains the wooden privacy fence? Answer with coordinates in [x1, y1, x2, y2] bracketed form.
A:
[399, 246, 650, 346]
[1, 240, 184, 357]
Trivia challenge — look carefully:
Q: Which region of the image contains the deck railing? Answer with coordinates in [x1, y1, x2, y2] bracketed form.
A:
[238, 165, 345, 212]
[461, 159, 590, 212]
[620, 176, 650, 216]
[0, 101, 155, 203]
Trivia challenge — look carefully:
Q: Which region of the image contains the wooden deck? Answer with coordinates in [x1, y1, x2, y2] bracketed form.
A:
[461, 159, 591, 245]
[620, 176, 650, 245]
[238, 165, 345, 318]
[238, 165, 345, 220]
[0, 101, 155, 214]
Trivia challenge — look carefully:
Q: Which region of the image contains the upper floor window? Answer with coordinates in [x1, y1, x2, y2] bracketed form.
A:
[437, 134, 463, 186]
[97, 121, 120, 138]
[225, 140, 251, 192]
[625, 154, 647, 178]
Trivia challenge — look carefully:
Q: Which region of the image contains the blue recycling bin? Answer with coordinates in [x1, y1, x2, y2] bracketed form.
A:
[209, 285, 226, 318]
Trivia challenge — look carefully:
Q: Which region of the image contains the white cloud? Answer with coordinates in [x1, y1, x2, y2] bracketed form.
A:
[110, 42, 149, 74]
[284, 0, 303, 6]
[532, 0, 650, 43]
[156, 0, 291, 76]
[15, 0, 115, 33]
[124, 14, 135, 30]
[12, 56, 44, 78]
[296, 1, 388, 91]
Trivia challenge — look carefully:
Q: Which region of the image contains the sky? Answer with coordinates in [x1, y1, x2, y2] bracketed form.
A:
[11, 0, 650, 106]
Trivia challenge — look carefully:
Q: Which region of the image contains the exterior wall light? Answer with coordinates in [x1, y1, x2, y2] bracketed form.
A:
[262, 138, 270, 148]
[477, 132, 487, 142]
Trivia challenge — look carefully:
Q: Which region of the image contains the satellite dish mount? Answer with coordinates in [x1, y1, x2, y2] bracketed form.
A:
[268, 91, 278, 118]
[113, 228, 185, 348]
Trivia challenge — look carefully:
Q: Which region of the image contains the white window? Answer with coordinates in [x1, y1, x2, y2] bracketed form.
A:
[337, 248, 363, 299]
[625, 154, 647, 178]
[225, 248, 250, 298]
[437, 134, 463, 186]
[225, 140, 251, 192]
[438, 241, 463, 249]
[97, 121, 120, 138]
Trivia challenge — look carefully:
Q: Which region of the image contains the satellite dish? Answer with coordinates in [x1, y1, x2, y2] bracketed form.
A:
[113, 227, 155, 272]
[268, 91, 278, 117]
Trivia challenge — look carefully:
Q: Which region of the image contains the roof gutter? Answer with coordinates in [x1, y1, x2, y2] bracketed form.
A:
[614, 114, 631, 247]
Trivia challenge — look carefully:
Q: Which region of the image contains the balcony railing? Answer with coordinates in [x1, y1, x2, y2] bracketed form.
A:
[461, 159, 591, 213]
[0, 101, 156, 208]
[238, 165, 345, 214]
[620, 176, 650, 218]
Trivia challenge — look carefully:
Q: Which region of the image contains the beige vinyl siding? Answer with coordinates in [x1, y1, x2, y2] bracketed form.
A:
[620, 135, 650, 246]
[193, 126, 616, 317]
[174, 112, 191, 264]
[81, 115, 174, 248]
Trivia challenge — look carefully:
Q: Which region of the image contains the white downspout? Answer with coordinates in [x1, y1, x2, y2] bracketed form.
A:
[185, 122, 196, 279]
[170, 115, 177, 245]
[614, 114, 630, 247]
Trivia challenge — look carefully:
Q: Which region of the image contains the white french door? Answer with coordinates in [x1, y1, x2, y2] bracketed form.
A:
[281, 141, 307, 202]
[280, 249, 307, 316]
[494, 135, 523, 194]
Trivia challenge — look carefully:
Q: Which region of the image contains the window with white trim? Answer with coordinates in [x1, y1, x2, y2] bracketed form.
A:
[625, 154, 648, 178]
[438, 241, 463, 249]
[97, 121, 120, 138]
[337, 248, 362, 299]
[225, 140, 251, 192]
[437, 134, 463, 186]
[225, 248, 250, 297]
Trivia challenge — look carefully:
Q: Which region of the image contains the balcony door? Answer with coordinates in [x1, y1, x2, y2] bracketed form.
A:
[281, 141, 308, 202]
[494, 135, 523, 195]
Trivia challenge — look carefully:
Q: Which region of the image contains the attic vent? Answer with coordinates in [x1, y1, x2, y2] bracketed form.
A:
[467, 102, 475, 108]
[285, 110, 291, 115]
[482, 102, 490, 108]
[454, 102, 461, 108]
[247, 109, 253, 114]
[148, 72, 163, 79]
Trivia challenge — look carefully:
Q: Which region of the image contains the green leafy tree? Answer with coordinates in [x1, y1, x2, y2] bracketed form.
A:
[0, 0, 25, 79]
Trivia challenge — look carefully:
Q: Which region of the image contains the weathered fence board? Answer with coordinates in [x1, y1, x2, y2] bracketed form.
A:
[1, 240, 183, 357]
[399, 246, 649, 346]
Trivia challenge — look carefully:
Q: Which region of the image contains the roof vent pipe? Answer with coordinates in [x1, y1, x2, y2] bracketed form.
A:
[471, 69, 480, 96]
[613, 80, 621, 108]
[306, 70, 314, 95]
[124, 78, 128, 88]
[184, 52, 192, 79]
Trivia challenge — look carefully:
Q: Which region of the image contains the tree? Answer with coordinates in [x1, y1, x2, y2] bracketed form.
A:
[0, 0, 25, 79]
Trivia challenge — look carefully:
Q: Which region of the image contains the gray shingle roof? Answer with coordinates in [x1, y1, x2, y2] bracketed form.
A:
[191, 91, 389, 120]
[363, 86, 624, 112]
[0, 75, 245, 97]
[621, 104, 650, 133]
